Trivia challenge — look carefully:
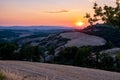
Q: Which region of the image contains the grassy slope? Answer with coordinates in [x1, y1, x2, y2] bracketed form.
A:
[60, 32, 106, 47]
[0, 61, 120, 80]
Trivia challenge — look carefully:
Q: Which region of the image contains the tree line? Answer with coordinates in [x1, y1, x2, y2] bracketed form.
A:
[0, 43, 120, 72]
[56, 46, 120, 72]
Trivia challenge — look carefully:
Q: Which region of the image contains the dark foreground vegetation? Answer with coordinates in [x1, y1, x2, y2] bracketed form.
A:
[0, 42, 120, 72]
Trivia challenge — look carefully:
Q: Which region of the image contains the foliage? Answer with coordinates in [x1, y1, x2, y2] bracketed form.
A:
[47, 46, 55, 62]
[0, 42, 44, 62]
[0, 42, 120, 72]
[48, 46, 55, 55]
[56, 46, 120, 72]
[116, 52, 120, 61]
[0, 43, 18, 60]
[20, 45, 42, 62]
[115, 53, 120, 71]
[74, 47, 92, 67]
[0, 72, 6, 80]
[99, 53, 114, 70]
[85, 0, 120, 29]
[57, 46, 78, 64]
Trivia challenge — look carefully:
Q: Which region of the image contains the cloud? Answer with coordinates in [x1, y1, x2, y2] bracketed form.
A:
[88, 0, 97, 2]
[110, 0, 115, 1]
[88, 0, 117, 3]
[44, 10, 69, 13]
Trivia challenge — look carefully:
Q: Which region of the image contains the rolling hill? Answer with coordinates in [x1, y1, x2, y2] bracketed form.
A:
[0, 61, 120, 80]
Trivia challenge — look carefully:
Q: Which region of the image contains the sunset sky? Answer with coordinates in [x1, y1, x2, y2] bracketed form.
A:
[0, 0, 116, 27]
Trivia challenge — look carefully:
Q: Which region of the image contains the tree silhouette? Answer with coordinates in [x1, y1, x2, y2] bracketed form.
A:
[20, 45, 42, 62]
[0, 43, 18, 60]
[85, 0, 120, 30]
[115, 53, 120, 71]
[99, 53, 114, 70]
[74, 47, 92, 67]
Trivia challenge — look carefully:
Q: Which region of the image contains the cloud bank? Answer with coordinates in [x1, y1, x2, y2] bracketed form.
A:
[44, 10, 69, 13]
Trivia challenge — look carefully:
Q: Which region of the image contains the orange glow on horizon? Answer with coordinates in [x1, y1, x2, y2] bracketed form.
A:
[0, 0, 114, 26]
[74, 20, 87, 29]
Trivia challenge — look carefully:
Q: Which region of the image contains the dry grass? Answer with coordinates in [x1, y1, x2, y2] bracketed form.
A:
[0, 61, 120, 80]
[60, 32, 106, 47]
[0, 71, 6, 80]
[0, 69, 49, 80]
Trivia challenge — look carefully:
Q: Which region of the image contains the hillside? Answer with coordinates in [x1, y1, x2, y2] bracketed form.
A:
[24, 31, 106, 52]
[60, 32, 106, 47]
[82, 24, 120, 47]
[0, 61, 120, 80]
[0, 26, 73, 43]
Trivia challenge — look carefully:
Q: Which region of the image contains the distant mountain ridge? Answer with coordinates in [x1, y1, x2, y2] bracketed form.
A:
[0, 26, 75, 30]
[0, 26, 75, 42]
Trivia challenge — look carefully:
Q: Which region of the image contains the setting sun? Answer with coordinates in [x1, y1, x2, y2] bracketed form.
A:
[75, 21, 84, 27]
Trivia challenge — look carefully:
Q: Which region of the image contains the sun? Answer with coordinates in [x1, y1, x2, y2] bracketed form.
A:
[75, 21, 84, 27]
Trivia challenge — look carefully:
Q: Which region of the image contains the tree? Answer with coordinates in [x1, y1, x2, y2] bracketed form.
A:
[32, 46, 42, 62]
[85, 0, 120, 30]
[48, 46, 55, 56]
[48, 46, 55, 62]
[0, 43, 18, 60]
[20, 45, 34, 61]
[74, 47, 92, 67]
[99, 53, 114, 70]
[115, 52, 120, 72]
[20, 45, 42, 62]
[58, 46, 78, 65]
[38, 46, 45, 62]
